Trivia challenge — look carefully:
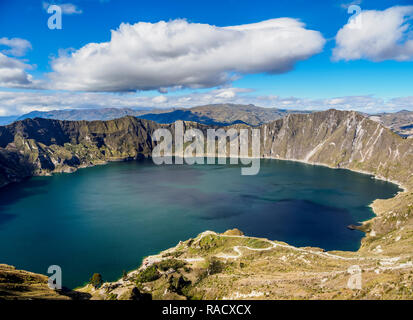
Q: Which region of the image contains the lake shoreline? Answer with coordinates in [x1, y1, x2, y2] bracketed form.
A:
[0, 152, 406, 289]
[3, 152, 405, 237]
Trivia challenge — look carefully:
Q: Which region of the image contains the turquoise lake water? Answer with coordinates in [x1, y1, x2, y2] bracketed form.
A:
[0, 158, 400, 288]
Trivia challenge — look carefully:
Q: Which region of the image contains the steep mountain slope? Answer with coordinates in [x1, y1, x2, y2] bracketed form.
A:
[0, 117, 160, 187]
[259, 110, 413, 187]
[1, 109, 412, 188]
[0, 116, 209, 187]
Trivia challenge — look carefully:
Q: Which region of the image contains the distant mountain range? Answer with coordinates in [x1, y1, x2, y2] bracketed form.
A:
[2, 104, 307, 127]
[369, 110, 413, 138]
[15, 107, 151, 122]
[138, 104, 308, 126]
[1, 104, 413, 138]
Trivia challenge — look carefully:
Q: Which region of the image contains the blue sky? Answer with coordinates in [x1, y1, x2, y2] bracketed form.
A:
[1, 0, 413, 115]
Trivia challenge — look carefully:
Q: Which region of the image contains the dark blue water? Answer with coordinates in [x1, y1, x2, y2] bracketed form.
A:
[0, 159, 400, 288]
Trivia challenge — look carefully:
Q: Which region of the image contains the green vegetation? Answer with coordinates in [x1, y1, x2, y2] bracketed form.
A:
[162, 251, 184, 258]
[168, 275, 191, 295]
[107, 293, 118, 300]
[157, 259, 185, 271]
[89, 273, 103, 289]
[206, 257, 224, 275]
[136, 265, 160, 283]
[243, 238, 271, 249]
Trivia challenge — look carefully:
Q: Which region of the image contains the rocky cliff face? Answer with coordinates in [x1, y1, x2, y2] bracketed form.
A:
[0, 117, 162, 187]
[1, 110, 412, 189]
[258, 109, 413, 188]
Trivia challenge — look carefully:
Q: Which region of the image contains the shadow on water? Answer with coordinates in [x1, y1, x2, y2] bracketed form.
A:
[0, 178, 51, 228]
[0, 213, 15, 227]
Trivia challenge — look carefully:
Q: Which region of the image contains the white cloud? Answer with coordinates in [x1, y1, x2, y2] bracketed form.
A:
[43, 2, 83, 15]
[215, 90, 236, 99]
[48, 18, 325, 92]
[333, 6, 413, 61]
[0, 53, 38, 88]
[152, 95, 168, 104]
[0, 38, 32, 57]
[0, 38, 38, 89]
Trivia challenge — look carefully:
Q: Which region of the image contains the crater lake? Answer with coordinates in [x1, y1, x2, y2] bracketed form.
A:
[0, 158, 400, 288]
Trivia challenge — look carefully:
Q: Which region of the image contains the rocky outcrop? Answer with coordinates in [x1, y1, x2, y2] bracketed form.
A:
[0, 116, 217, 188]
[0, 117, 161, 187]
[258, 109, 413, 188]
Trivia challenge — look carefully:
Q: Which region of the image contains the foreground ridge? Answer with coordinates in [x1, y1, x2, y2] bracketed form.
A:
[77, 229, 413, 300]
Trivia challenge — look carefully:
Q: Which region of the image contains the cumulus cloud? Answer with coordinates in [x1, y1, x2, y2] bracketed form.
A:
[48, 18, 325, 92]
[0, 38, 32, 57]
[333, 6, 413, 61]
[0, 38, 38, 89]
[0, 53, 38, 88]
[43, 2, 83, 15]
[0, 38, 42, 89]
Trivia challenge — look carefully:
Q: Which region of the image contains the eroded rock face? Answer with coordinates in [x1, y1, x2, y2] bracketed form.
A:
[0, 117, 159, 186]
[258, 109, 413, 187]
[0, 116, 215, 187]
[0, 148, 35, 188]
[1, 110, 412, 189]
